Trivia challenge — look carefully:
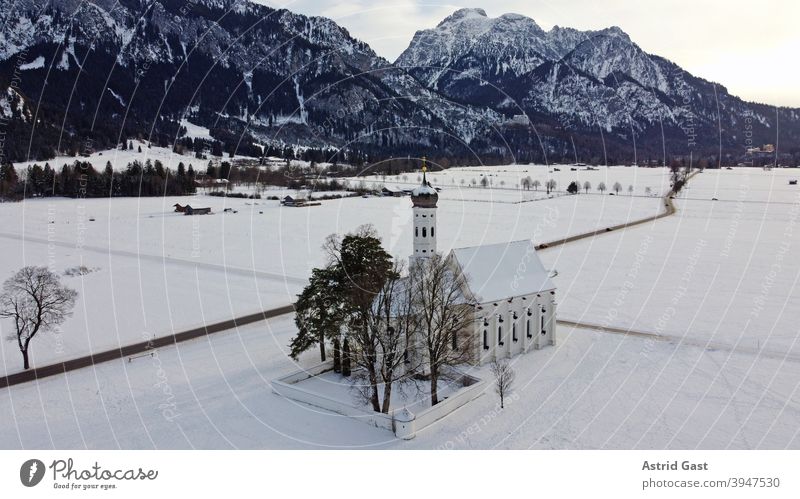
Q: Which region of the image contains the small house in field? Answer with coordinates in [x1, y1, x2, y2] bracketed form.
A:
[281, 195, 307, 207]
[381, 185, 404, 197]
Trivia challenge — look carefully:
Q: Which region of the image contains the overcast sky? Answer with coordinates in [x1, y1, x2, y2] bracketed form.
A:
[256, 0, 799, 107]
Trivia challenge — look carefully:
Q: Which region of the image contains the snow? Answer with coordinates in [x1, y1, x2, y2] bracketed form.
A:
[452, 240, 554, 302]
[0, 222, 300, 377]
[0, 164, 664, 375]
[18, 55, 44, 71]
[180, 120, 212, 140]
[106, 87, 126, 107]
[1, 167, 798, 448]
[351, 164, 674, 200]
[1, 317, 796, 449]
[540, 167, 800, 357]
[11, 141, 252, 173]
[294, 370, 458, 412]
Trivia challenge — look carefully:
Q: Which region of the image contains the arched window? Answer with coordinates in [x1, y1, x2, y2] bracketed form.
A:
[422, 227, 427, 237]
[451, 318, 458, 349]
[431, 227, 435, 237]
[483, 330, 488, 350]
[415, 227, 418, 237]
[498, 325, 503, 346]
[526, 319, 531, 338]
[512, 323, 517, 342]
[541, 310, 545, 334]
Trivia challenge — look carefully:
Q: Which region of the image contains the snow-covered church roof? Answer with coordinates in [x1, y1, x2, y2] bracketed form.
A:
[449, 240, 555, 303]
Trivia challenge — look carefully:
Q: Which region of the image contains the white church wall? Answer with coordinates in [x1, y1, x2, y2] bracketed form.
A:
[473, 291, 556, 365]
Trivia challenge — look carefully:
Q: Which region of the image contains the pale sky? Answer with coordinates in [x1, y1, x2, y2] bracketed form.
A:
[255, 0, 799, 108]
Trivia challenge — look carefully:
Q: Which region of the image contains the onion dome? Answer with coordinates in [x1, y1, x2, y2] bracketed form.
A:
[411, 158, 438, 208]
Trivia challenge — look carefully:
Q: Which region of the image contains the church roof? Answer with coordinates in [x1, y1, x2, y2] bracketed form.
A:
[450, 240, 555, 303]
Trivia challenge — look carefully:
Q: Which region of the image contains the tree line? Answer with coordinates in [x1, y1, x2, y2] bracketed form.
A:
[0, 160, 197, 200]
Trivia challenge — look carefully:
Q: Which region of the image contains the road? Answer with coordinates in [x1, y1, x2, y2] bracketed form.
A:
[0, 304, 294, 389]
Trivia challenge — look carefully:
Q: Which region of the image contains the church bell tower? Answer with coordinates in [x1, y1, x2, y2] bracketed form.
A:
[410, 157, 438, 266]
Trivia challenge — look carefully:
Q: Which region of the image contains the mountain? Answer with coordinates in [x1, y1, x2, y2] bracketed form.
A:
[0, 0, 498, 163]
[0, 2, 798, 166]
[397, 8, 800, 164]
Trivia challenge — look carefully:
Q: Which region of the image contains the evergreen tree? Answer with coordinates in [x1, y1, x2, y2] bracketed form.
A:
[291, 266, 344, 362]
[0, 162, 19, 199]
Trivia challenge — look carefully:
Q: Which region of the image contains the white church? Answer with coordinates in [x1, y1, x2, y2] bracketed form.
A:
[407, 161, 557, 365]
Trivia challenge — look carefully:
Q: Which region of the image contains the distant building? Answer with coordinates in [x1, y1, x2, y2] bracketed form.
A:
[381, 185, 406, 197]
[280, 195, 307, 207]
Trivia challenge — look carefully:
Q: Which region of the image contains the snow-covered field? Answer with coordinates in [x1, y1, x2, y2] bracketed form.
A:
[3, 166, 797, 449]
[2, 315, 796, 449]
[12, 141, 202, 173]
[542, 167, 800, 358]
[0, 182, 661, 375]
[0, 232, 300, 376]
[351, 164, 674, 199]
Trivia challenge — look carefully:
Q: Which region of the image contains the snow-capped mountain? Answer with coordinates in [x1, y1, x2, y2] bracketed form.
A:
[397, 8, 800, 162]
[0, 0, 498, 162]
[0, 2, 797, 164]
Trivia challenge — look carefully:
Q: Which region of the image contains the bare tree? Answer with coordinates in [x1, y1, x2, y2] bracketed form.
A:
[521, 176, 532, 190]
[597, 182, 607, 194]
[583, 180, 591, 194]
[613, 181, 622, 194]
[627, 184, 634, 195]
[0, 266, 77, 370]
[532, 179, 541, 191]
[490, 359, 516, 409]
[644, 186, 652, 196]
[545, 179, 557, 194]
[410, 253, 476, 406]
[368, 261, 420, 413]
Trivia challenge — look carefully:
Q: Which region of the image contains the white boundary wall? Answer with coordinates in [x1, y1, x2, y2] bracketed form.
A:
[271, 361, 394, 431]
[271, 363, 487, 439]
